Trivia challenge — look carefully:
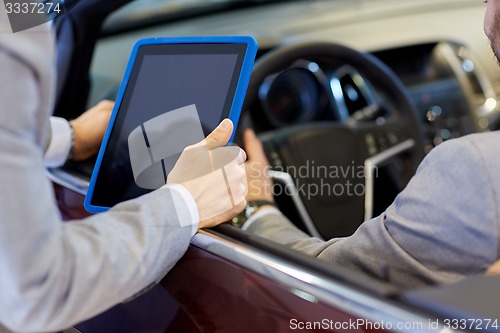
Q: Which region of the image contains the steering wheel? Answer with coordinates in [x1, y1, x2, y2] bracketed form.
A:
[242, 41, 425, 239]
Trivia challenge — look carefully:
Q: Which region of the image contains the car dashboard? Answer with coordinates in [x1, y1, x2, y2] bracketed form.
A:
[89, 0, 500, 149]
[249, 41, 497, 151]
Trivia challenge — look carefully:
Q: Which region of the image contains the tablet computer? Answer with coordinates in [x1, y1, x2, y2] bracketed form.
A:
[84, 36, 258, 213]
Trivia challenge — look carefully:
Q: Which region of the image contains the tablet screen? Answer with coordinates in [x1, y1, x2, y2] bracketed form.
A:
[89, 42, 249, 209]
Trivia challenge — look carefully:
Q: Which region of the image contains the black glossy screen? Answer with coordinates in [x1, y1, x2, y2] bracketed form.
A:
[91, 43, 246, 208]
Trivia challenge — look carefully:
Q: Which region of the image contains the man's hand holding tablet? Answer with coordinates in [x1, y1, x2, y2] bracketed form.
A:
[168, 118, 247, 228]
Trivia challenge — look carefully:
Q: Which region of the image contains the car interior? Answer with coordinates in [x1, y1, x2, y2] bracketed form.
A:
[47, 0, 500, 331]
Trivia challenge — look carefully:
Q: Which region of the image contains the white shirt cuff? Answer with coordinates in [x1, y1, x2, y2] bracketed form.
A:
[44, 117, 72, 168]
[161, 183, 199, 237]
[242, 207, 283, 231]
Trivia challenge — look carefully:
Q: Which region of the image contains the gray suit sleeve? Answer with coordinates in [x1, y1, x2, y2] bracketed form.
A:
[0, 50, 195, 332]
[248, 138, 500, 289]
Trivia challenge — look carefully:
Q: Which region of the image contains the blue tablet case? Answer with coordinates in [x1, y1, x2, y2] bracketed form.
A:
[84, 36, 258, 213]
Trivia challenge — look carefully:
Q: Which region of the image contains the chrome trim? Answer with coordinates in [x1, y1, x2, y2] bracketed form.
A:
[364, 139, 415, 221]
[191, 231, 440, 333]
[436, 42, 499, 131]
[329, 65, 379, 122]
[46, 168, 89, 196]
[268, 169, 324, 240]
[329, 76, 350, 120]
[64, 328, 83, 333]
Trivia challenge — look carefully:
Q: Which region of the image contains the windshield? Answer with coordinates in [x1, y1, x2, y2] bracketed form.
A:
[105, 0, 280, 34]
[113, 0, 235, 17]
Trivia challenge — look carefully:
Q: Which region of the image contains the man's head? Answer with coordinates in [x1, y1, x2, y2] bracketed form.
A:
[485, 0, 500, 63]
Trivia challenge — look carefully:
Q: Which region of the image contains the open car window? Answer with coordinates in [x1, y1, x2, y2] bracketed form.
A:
[49, 1, 500, 332]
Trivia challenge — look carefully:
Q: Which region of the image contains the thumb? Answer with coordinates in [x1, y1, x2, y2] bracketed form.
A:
[205, 118, 233, 149]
